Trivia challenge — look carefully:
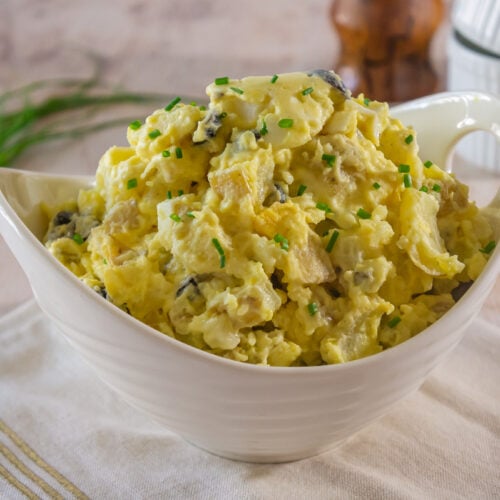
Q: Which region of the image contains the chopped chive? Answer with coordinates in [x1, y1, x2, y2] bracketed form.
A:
[420, 186, 429, 193]
[326, 230, 339, 253]
[316, 202, 332, 213]
[307, 302, 319, 316]
[259, 120, 268, 136]
[432, 183, 441, 192]
[214, 76, 229, 85]
[167, 190, 172, 199]
[404, 134, 414, 145]
[372, 182, 381, 190]
[480, 241, 496, 254]
[165, 96, 181, 111]
[72, 233, 84, 245]
[177, 189, 184, 196]
[273, 233, 289, 251]
[398, 164, 410, 173]
[322, 153, 336, 167]
[162, 150, 171, 158]
[199, 105, 207, 111]
[230, 86, 244, 95]
[129, 120, 142, 130]
[357, 208, 371, 219]
[127, 178, 138, 189]
[148, 129, 161, 139]
[403, 173, 412, 188]
[186, 212, 195, 219]
[190, 101, 197, 106]
[103, 258, 108, 265]
[270, 74, 279, 83]
[363, 97, 371, 106]
[170, 213, 181, 223]
[388, 316, 401, 328]
[297, 184, 307, 196]
[302, 87, 314, 96]
[212, 238, 226, 268]
[278, 118, 294, 128]
[424, 160, 433, 168]
[175, 147, 183, 159]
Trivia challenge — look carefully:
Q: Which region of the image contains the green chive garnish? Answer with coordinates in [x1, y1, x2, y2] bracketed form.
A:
[316, 202, 332, 213]
[200, 105, 207, 111]
[270, 74, 279, 83]
[162, 150, 171, 158]
[165, 96, 181, 111]
[432, 184, 441, 192]
[230, 87, 244, 95]
[103, 258, 108, 265]
[398, 164, 410, 173]
[127, 178, 138, 189]
[322, 153, 336, 167]
[357, 208, 371, 219]
[363, 97, 371, 106]
[480, 241, 496, 254]
[388, 316, 401, 328]
[326, 230, 339, 253]
[167, 191, 172, 199]
[297, 184, 307, 196]
[212, 238, 226, 268]
[177, 189, 184, 196]
[278, 118, 294, 128]
[148, 129, 161, 139]
[190, 101, 197, 106]
[215, 76, 229, 85]
[273, 233, 289, 251]
[302, 87, 314, 96]
[72, 233, 84, 245]
[175, 147, 183, 159]
[405, 134, 414, 144]
[307, 303, 318, 316]
[170, 214, 181, 223]
[424, 160, 433, 168]
[403, 173, 412, 188]
[129, 120, 142, 130]
[420, 186, 429, 193]
[260, 120, 268, 136]
[187, 212, 195, 219]
[372, 182, 381, 190]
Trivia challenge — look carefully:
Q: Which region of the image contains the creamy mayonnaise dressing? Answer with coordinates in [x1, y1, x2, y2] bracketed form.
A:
[44, 71, 497, 366]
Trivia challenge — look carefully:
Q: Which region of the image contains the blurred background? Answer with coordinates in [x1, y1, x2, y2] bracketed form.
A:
[1, 0, 452, 174]
[2, 0, 498, 172]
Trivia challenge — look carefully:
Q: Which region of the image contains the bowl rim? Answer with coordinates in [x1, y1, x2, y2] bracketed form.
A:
[1, 167, 499, 375]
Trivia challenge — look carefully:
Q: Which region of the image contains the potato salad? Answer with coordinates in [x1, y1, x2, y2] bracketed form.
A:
[44, 70, 497, 366]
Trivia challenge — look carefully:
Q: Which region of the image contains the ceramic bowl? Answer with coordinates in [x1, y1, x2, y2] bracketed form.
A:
[1, 92, 499, 463]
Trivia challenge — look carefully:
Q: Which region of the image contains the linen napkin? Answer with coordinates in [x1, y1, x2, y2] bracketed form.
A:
[1, 299, 499, 499]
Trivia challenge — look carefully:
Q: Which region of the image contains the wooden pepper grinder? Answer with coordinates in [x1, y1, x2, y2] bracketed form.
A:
[331, 0, 445, 102]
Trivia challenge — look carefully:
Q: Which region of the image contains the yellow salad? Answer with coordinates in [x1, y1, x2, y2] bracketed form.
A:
[44, 70, 497, 366]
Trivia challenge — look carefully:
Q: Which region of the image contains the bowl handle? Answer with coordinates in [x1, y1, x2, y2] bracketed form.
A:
[391, 91, 500, 172]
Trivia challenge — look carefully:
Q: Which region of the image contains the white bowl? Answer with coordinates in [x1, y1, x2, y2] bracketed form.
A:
[1, 92, 499, 463]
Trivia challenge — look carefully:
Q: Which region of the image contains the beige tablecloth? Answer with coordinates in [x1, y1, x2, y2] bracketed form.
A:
[0, 298, 499, 499]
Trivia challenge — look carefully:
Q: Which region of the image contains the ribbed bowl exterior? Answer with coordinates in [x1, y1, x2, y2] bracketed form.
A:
[452, 0, 500, 56]
[447, 34, 500, 173]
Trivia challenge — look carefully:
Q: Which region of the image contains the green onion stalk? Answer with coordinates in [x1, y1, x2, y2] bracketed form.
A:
[0, 76, 200, 167]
